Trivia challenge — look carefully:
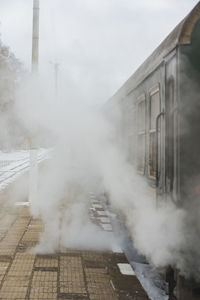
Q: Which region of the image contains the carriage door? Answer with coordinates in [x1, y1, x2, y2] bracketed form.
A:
[166, 78, 178, 201]
[149, 86, 164, 193]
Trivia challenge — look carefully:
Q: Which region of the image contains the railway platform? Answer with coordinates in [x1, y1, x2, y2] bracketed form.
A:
[0, 194, 149, 300]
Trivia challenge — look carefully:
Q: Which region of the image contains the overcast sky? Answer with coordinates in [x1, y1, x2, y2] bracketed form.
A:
[0, 0, 199, 103]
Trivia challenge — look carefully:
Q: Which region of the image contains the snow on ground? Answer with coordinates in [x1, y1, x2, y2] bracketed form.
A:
[130, 261, 168, 300]
[0, 148, 51, 191]
[117, 263, 136, 276]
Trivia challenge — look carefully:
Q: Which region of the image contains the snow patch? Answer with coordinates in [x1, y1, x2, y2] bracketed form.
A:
[117, 263, 135, 276]
[130, 261, 168, 300]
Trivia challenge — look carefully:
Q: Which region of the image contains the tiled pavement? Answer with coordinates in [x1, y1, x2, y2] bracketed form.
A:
[0, 196, 149, 300]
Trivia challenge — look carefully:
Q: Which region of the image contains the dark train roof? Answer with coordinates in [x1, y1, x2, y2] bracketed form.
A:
[111, 2, 200, 102]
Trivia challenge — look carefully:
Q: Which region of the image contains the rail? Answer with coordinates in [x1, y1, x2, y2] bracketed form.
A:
[0, 149, 51, 191]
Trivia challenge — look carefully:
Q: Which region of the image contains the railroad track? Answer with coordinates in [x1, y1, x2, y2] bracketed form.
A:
[0, 149, 51, 191]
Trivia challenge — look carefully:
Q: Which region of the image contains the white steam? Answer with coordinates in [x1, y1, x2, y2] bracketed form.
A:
[12, 73, 199, 281]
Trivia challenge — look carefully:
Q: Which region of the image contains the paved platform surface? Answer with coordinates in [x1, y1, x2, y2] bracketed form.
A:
[0, 202, 149, 300]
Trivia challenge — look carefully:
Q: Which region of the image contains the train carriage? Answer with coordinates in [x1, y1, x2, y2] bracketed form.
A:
[107, 2, 200, 299]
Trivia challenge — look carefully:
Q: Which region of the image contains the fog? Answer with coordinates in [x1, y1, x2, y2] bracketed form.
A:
[0, 0, 199, 104]
[0, 0, 200, 285]
[10, 71, 199, 282]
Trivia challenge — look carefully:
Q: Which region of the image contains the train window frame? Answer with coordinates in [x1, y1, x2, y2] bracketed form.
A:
[136, 94, 146, 175]
[148, 84, 161, 180]
[166, 77, 178, 202]
[126, 100, 135, 164]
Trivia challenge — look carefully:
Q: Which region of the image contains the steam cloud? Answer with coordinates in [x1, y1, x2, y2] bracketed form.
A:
[3, 69, 199, 282]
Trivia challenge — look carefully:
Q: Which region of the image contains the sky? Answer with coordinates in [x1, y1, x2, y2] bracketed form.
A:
[0, 0, 199, 103]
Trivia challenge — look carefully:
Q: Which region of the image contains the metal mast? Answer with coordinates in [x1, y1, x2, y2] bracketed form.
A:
[54, 63, 59, 98]
[29, 0, 40, 205]
[50, 62, 60, 98]
[32, 0, 40, 72]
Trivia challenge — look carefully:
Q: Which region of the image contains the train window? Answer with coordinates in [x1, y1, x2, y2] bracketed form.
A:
[126, 102, 135, 164]
[138, 100, 145, 132]
[150, 90, 160, 130]
[166, 78, 178, 201]
[137, 96, 146, 173]
[149, 87, 160, 178]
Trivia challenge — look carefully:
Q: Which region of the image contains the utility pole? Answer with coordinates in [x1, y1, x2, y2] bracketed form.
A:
[54, 63, 59, 98]
[29, 0, 40, 204]
[50, 61, 60, 98]
[32, 0, 40, 72]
